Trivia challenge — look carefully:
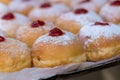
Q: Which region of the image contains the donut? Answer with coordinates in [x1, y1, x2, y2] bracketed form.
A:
[8, 0, 48, 16]
[56, 8, 103, 34]
[16, 20, 54, 47]
[77, 22, 120, 61]
[70, 0, 108, 13]
[0, 12, 30, 38]
[100, 0, 120, 24]
[0, 36, 31, 72]
[29, 2, 70, 23]
[32, 27, 86, 67]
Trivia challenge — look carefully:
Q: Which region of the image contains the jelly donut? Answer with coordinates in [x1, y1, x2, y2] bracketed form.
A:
[29, 3, 70, 23]
[70, 0, 108, 13]
[77, 22, 120, 61]
[32, 27, 86, 67]
[0, 12, 30, 38]
[16, 20, 54, 47]
[0, 36, 31, 72]
[0, 29, 7, 37]
[8, 0, 47, 16]
[100, 0, 120, 24]
[56, 8, 103, 34]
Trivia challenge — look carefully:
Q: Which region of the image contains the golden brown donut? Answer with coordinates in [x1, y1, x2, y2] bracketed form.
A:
[16, 20, 54, 47]
[32, 28, 86, 67]
[56, 8, 103, 34]
[0, 36, 31, 72]
[77, 22, 120, 61]
[100, 0, 120, 24]
[29, 2, 70, 23]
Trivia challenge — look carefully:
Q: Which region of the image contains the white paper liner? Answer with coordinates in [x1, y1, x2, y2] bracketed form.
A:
[0, 55, 120, 80]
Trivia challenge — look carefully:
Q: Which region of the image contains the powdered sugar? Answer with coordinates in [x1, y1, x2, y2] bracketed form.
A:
[0, 29, 6, 37]
[0, 3, 9, 17]
[59, 11, 103, 26]
[35, 31, 75, 46]
[100, 2, 120, 23]
[79, 23, 120, 45]
[71, 0, 108, 11]
[29, 3, 70, 21]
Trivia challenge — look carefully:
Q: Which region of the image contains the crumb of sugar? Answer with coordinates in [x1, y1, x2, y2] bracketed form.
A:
[35, 31, 75, 46]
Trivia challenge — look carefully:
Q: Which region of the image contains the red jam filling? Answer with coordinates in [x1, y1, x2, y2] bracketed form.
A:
[0, 36, 5, 42]
[49, 28, 64, 37]
[74, 8, 88, 14]
[111, 0, 120, 6]
[2, 13, 15, 20]
[40, 3, 51, 8]
[80, 0, 90, 3]
[31, 20, 45, 28]
[94, 22, 109, 26]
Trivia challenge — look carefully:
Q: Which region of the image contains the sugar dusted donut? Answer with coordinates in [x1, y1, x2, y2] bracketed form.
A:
[70, 0, 108, 13]
[8, 0, 47, 16]
[0, 12, 30, 38]
[32, 27, 86, 67]
[29, 3, 70, 23]
[100, 0, 120, 24]
[0, 36, 31, 72]
[77, 22, 120, 61]
[56, 8, 103, 34]
[16, 20, 54, 47]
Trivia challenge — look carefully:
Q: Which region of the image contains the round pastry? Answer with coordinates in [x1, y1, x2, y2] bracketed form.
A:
[56, 8, 103, 34]
[0, 3, 9, 17]
[8, 0, 48, 16]
[16, 20, 54, 47]
[0, 0, 10, 5]
[100, 0, 120, 24]
[32, 27, 86, 67]
[0, 36, 31, 72]
[29, 2, 70, 23]
[77, 22, 120, 61]
[70, 0, 108, 13]
[0, 12, 30, 38]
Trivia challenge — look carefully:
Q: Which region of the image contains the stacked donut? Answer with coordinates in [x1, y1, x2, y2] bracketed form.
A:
[0, 0, 119, 72]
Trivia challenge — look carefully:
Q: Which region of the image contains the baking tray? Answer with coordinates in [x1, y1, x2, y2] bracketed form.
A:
[41, 56, 120, 80]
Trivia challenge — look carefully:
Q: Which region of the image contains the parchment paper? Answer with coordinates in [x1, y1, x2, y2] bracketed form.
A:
[0, 55, 119, 80]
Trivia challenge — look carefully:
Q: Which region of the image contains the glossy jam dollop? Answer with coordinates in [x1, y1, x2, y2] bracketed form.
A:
[94, 22, 109, 26]
[31, 20, 45, 28]
[40, 3, 51, 8]
[2, 13, 15, 20]
[49, 28, 64, 37]
[111, 0, 120, 6]
[0, 36, 5, 42]
[74, 8, 88, 14]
